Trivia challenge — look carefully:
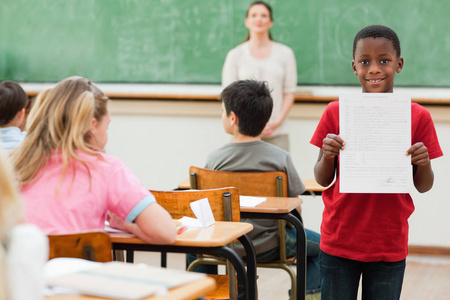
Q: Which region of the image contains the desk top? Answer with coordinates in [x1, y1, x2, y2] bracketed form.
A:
[301, 178, 328, 192]
[177, 177, 327, 193]
[240, 197, 302, 214]
[46, 275, 216, 300]
[110, 221, 253, 247]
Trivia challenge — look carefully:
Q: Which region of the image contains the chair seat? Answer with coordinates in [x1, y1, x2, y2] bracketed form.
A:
[48, 231, 112, 262]
[205, 275, 231, 300]
[204, 273, 260, 300]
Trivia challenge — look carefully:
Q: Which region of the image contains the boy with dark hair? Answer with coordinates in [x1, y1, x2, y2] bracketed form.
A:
[197, 79, 321, 296]
[311, 25, 443, 299]
[0, 81, 29, 154]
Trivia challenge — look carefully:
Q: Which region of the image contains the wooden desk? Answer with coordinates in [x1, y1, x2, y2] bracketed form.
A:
[110, 222, 253, 247]
[46, 276, 216, 300]
[110, 221, 256, 300]
[301, 178, 327, 193]
[177, 177, 191, 189]
[240, 197, 306, 300]
[177, 177, 327, 195]
[240, 196, 302, 214]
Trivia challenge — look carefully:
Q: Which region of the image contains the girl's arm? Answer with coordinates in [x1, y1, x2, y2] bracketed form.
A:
[408, 142, 434, 193]
[109, 203, 177, 244]
[314, 134, 345, 187]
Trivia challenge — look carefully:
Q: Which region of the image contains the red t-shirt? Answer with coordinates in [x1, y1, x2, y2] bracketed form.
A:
[310, 101, 443, 262]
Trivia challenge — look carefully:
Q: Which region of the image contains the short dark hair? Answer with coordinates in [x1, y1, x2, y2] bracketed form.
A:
[0, 81, 29, 126]
[221, 80, 273, 137]
[353, 25, 401, 58]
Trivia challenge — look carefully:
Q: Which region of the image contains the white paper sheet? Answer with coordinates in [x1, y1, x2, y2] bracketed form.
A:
[339, 93, 412, 193]
[178, 216, 205, 228]
[239, 196, 266, 207]
[190, 198, 215, 227]
[178, 198, 215, 228]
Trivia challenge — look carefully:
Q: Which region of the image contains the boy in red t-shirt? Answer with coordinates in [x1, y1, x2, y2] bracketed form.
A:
[310, 25, 443, 299]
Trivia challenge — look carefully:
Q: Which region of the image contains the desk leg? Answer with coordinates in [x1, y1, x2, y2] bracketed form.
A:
[241, 212, 306, 300]
[291, 208, 304, 226]
[212, 246, 249, 300]
[161, 252, 167, 268]
[282, 213, 306, 300]
[238, 234, 257, 300]
[126, 250, 134, 263]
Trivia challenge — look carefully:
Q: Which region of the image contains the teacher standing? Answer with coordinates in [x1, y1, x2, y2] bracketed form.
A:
[222, 1, 297, 152]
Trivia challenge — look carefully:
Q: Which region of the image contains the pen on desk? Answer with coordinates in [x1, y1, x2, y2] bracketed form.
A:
[177, 224, 188, 234]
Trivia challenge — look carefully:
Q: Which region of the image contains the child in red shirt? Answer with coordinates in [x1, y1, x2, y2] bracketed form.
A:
[310, 25, 443, 300]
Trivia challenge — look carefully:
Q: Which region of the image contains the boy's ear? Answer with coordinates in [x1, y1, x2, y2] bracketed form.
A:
[229, 111, 238, 126]
[352, 60, 358, 75]
[16, 108, 26, 119]
[15, 108, 26, 130]
[396, 57, 404, 73]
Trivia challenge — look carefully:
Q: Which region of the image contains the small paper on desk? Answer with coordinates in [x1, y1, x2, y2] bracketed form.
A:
[178, 197, 215, 228]
[240, 196, 266, 207]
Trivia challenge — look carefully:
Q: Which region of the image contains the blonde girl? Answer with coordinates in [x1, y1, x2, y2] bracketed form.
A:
[11, 76, 176, 244]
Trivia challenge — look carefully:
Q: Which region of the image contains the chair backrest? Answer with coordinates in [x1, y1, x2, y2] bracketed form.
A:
[48, 231, 113, 262]
[151, 187, 240, 222]
[189, 166, 287, 197]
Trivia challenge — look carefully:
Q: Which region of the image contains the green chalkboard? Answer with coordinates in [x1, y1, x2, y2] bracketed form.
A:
[1, 0, 450, 87]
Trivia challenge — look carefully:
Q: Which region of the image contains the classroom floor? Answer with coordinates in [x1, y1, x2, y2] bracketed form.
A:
[134, 251, 450, 300]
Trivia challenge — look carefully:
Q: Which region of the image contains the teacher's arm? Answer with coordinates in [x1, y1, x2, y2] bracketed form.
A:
[262, 46, 297, 137]
[221, 50, 238, 88]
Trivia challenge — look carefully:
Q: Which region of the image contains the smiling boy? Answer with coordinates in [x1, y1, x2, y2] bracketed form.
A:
[310, 25, 443, 299]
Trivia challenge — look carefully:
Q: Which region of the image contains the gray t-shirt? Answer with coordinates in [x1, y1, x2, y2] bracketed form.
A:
[205, 140, 306, 255]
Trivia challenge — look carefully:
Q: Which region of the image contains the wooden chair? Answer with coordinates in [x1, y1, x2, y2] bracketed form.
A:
[48, 231, 113, 262]
[189, 166, 298, 300]
[151, 187, 241, 300]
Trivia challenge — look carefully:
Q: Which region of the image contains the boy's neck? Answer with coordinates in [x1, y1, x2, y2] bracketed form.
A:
[0, 123, 20, 129]
[232, 133, 261, 143]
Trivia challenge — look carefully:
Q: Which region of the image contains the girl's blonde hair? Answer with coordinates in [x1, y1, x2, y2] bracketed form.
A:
[0, 148, 22, 300]
[11, 76, 109, 187]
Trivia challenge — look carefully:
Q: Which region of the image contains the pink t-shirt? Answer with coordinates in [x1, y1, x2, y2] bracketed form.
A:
[310, 101, 443, 262]
[21, 151, 155, 233]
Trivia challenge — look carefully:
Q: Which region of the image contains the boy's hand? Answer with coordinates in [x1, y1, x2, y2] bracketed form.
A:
[322, 134, 345, 159]
[406, 142, 430, 166]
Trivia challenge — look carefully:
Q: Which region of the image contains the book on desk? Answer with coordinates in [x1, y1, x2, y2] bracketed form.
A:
[46, 261, 206, 300]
